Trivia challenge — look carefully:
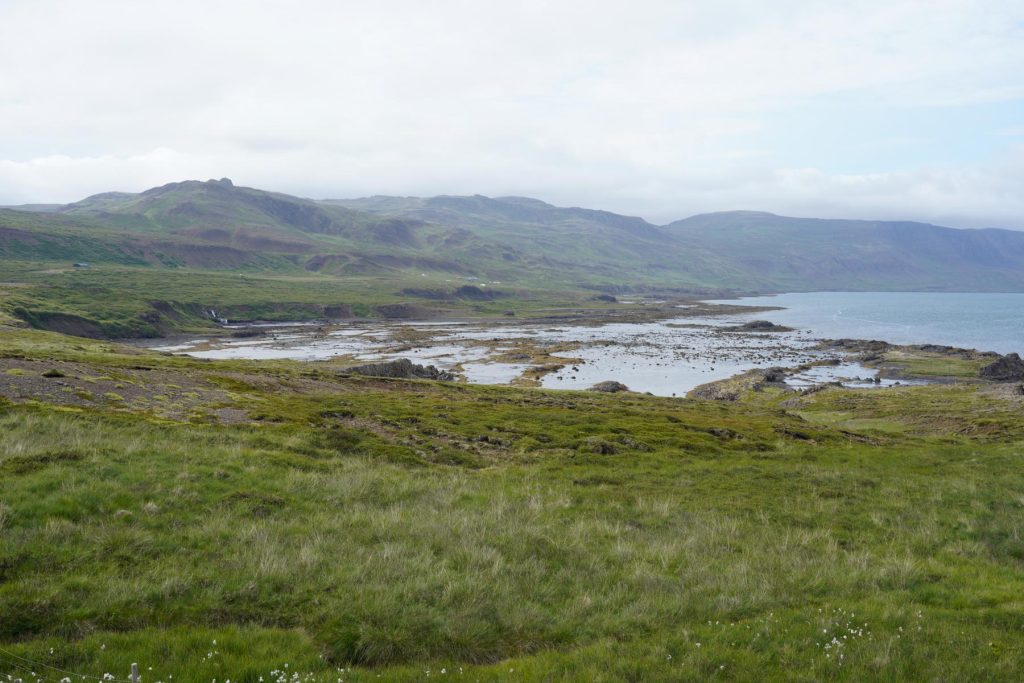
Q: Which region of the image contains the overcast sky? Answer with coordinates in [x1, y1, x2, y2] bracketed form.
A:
[2, 0, 1023, 227]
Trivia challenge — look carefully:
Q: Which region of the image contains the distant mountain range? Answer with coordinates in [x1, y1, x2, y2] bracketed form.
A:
[4, 177, 1024, 293]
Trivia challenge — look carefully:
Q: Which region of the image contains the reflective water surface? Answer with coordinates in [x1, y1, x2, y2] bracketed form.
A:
[152, 305, 908, 396]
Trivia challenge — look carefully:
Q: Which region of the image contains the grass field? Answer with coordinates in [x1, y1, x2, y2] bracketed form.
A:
[0, 261, 601, 338]
[1, 329, 1022, 680]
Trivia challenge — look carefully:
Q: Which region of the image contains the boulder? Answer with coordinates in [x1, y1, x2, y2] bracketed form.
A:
[980, 353, 1024, 382]
[754, 367, 788, 383]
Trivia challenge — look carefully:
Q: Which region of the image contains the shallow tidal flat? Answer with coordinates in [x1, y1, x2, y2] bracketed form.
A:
[151, 305, 896, 396]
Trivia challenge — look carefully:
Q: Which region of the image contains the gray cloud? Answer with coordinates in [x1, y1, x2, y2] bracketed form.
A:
[1, 0, 1022, 228]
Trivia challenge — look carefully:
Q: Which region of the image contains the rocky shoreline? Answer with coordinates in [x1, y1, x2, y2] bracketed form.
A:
[140, 298, 1023, 399]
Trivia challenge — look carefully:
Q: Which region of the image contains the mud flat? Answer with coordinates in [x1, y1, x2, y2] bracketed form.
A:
[150, 298, 920, 397]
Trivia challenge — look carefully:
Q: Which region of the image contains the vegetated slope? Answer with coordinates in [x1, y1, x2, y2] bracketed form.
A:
[337, 200, 1024, 291]
[327, 194, 741, 288]
[61, 178, 373, 238]
[1, 182, 592, 338]
[8, 180, 1024, 292]
[57, 178, 436, 265]
[664, 210, 1024, 291]
[7, 182, 1024, 340]
[1, 180, 494, 278]
[1, 327, 1023, 680]
[0, 208, 300, 270]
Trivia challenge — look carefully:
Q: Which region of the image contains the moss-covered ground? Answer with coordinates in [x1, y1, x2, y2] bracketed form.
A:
[1, 329, 1022, 681]
[0, 261, 620, 338]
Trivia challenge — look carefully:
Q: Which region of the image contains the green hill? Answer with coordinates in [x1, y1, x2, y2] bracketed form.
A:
[4, 179, 1024, 337]
[12, 179, 1024, 292]
[330, 196, 1024, 292]
[664, 210, 1024, 292]
[326, 194, 742, 288]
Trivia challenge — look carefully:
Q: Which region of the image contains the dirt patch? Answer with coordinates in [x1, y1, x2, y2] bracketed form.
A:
[0, 358, 231, 420]
[331, 415, 396, 439]
[981, 382, 1024, 404]
[213, 407, 251, 424]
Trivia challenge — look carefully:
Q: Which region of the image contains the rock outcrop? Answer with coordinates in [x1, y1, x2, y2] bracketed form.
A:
[588, 381, 630, 393]
[344, 358, 455, 381]
[730, 320, 792, 332]
[373, 303, 433, 319]
[980, 353, 1024, 382]
[688, 367, 791, 401]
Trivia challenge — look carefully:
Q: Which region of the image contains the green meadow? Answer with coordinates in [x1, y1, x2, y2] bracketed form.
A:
[0, 261, 593, 338]
[1, 329, 1022, 681]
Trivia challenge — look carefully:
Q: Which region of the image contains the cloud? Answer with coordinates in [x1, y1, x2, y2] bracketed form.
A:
[0, 149, 219, 204]
[1, 0, 1022, 227]
[4, 144, 1021, 229]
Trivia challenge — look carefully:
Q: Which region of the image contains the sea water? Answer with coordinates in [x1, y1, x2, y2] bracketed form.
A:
[708, 292, 1024, 355]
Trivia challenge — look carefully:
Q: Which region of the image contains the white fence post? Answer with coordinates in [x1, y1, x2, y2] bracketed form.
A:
[131, 662, 139, 683]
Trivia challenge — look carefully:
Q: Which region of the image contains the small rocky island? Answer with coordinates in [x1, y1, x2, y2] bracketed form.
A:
[724, 319, 794, 333]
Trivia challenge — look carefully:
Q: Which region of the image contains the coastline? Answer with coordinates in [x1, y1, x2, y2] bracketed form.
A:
[136, 294, 1014, 397]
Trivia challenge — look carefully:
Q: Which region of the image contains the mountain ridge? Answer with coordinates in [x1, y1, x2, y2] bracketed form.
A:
[4, 178, 1024, 294]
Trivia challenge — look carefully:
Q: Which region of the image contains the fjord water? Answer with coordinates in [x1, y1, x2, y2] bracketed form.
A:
[712, 292, 1024, 355]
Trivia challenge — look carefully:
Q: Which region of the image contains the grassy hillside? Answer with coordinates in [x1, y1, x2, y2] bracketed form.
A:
[5, 180, 1024, 338]
[9, 182, 1024, 298]
[0, 260, 596, 338]
[336, 199, 1024, 292]
[53, 180, 592, 285]
[1, 328, 1023, 680]
[327, 194, 745, 288]
[0, 182, 610, 336]
[665, 211, 1024, 292]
